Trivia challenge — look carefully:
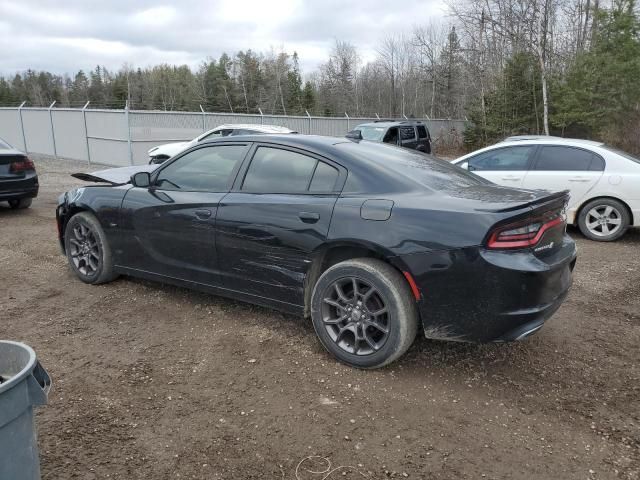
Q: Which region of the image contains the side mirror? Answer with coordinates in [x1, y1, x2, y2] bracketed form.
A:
[131, 171, 151, 188]
[345, 130, 363, 140]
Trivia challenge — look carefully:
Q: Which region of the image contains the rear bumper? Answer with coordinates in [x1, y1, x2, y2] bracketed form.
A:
[397, 235, 577, 343]
[0, 174, 39, 201]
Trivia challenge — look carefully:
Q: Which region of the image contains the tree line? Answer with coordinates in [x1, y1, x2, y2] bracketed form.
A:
[0, 0, 638, 153]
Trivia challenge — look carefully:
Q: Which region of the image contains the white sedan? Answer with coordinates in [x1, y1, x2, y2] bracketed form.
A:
[452, 136, 640, 241]
[147, 124, 297, 164]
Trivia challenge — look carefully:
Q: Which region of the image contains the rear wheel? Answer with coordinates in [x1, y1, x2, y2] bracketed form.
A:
[578, 198, 629, 242]
[310, 258, 418, 369]
[64, 212, 117, 284]
[8, 198, 32, 209]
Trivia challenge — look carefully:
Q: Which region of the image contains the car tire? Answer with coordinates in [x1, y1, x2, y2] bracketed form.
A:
[64, 212, 118, 284]
[310, 258, 418, 369]
[578, 198, 630, 242]
[8, 198, 32, 209]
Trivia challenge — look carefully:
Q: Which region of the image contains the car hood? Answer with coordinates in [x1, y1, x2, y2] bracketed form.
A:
[71, 164, 159, 185]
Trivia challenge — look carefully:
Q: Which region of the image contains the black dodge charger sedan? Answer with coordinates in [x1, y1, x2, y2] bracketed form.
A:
[56, 135, 576, 368]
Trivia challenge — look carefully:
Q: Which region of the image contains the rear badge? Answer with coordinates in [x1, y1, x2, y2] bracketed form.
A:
[534, 241, 554, 252]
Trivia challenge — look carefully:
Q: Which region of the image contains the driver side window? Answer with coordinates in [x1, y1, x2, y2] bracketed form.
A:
[155, 145, 247, 192]
[468, 146, 536, 171]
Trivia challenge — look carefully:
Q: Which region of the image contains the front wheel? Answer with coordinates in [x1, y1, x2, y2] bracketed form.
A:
[578, 198, 630, 242]
[310, 258, 418, 369]
[64, 212, 118, 284]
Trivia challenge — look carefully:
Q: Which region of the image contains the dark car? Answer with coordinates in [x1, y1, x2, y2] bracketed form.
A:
[56, 135, 576, 368]
[347, 120, 432, 154]
[0, 137, 38, 209]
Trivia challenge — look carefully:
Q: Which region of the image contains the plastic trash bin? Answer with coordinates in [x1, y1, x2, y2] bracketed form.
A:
[0, 340, 51, 480]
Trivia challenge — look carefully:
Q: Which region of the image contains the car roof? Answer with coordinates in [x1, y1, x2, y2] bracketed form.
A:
[200, 134, 348, 151]
[501, 136, 604, 147]
[214, 124, 296, 133]
[355, 120, 425, 128]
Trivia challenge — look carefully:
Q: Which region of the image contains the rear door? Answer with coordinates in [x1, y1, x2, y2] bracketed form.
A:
[216, 144, 345, 306]
[118, 143, 249, 285]
[466, 145, 537, 187]
[399, 126, 418, 150]
[416, 125, 431, 153]
[522, 145, 605, 211]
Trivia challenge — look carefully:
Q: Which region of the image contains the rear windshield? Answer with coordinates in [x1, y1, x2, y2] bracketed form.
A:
[355, 126, 387, 142]
[603, 145, 640, 164]
[341, 141, 489, 191]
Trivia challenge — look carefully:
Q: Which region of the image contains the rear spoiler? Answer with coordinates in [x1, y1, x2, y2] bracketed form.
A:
[476, 190, 569, 213]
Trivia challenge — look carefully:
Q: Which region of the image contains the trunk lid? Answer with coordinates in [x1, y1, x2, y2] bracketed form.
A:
[0, 152, 29, 179]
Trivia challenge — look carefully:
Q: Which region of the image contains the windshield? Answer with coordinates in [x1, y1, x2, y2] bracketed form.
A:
[603, 145, 640, 164]
[356, 126, 387, 142]
[0, 137, 12, 150]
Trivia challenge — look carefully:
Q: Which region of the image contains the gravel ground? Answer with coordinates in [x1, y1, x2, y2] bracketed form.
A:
[1, 155, 639, 480]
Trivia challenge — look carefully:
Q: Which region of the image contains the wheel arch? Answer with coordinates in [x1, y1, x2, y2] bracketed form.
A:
[303, 239, 412, 318]
[574, 195, 634, 226]
[58, 203, 99, 252]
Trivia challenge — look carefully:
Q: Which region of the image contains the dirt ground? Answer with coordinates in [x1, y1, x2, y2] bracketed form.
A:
[1, 155, 638, 480]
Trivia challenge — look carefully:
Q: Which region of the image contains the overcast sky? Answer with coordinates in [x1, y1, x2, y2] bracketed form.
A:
[0, 0, 447, 78]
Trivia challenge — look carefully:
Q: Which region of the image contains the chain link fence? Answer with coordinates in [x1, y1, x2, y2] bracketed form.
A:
[0, 105, 467, 167]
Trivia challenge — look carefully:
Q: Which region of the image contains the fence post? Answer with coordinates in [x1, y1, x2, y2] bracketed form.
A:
[345, 112, 350, 131]
[305, 110, 312, 135]
[17, 101, 27, 152]
[258, 108, 264, 125]
[82, 101, 91, 166]
[199, 104, 206, 132]
[125, 101, 133, 165]
[48, 101, 57, 158]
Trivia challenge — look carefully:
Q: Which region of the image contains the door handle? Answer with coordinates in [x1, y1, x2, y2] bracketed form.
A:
[568, 177, 591, 182]
[501, 176, 521, 181]
[298, 212, 320, 224]
[194, 209, 212, 219]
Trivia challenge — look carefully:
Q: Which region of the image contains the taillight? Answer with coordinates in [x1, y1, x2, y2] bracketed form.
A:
[487, 211, 565, 249]
[10, 157, 35, 173]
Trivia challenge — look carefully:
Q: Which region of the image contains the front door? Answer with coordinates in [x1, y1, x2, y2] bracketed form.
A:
[216, 144, 344, 306]
[466, 145, 538, 187]
[118, 143, 249, 285]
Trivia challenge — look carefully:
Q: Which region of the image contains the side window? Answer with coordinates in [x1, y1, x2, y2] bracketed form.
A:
[417, 125, 428, 139]
[155, 145, 246, 192]
[242, 147, 338, 193]
[230, 129, 260, 136]
[383, 127, 399, 144]
[468, 146, 536, 171]
[309, 161, 339, 191]
[199, 130, 222, 141]
[400, 127, 416, 141]
[534, 146, 602, 171]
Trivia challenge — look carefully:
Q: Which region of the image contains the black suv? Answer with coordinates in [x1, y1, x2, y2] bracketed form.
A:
[347, 120, 432, 154]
